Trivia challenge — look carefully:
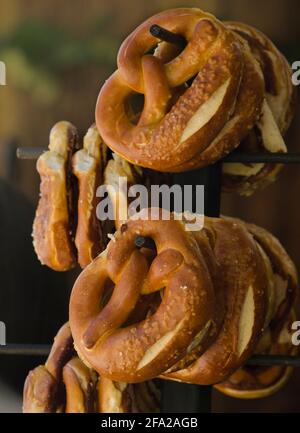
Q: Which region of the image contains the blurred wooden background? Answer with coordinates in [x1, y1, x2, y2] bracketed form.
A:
[0, 0, 299, 412]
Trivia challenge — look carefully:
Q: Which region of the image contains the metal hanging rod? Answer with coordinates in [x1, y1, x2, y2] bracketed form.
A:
[0, 344, 299, 367]
[16, 147, 300, 164]
[150, 24, 186, 48]
[0, 344, 51, 356]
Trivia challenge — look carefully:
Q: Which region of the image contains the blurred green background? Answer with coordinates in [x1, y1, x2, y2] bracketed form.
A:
[0, 0, 300, 413]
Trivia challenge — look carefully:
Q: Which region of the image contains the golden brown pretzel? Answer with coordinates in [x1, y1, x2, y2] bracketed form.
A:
[62, 356, 98, 413]
[23, 323, 75, 413]
[222, 22, 296, 195]
[72, 124, 108, 268]
[69, 211, 298, 387]
[163, 217, 297, 385]
[103, 153, 143, 230]
[162, 218, 268, 384]
[23, 322, 160, 413]
[98, 377, 160, 413]
[96, 8, 264, 172]
[23, 323, 99, 413]
[214, 311, 298, 399]
[32, 121, 79, 271]
[240, 220, 298, 331]
[70, 208, 216, 382]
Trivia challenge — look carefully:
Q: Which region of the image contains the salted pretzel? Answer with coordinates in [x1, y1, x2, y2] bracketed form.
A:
[96, 8, 264, 172]
[103, 153, 143, 230]
[163, 217, 297, 385]
[23, 323, 76, 412]
[215, 311, 298, 399]
[23, 323, 98, 413]
[99, 378, 160, 413]
[223, 22, 296, 195]
[241, 220, 298, 329]
[70, 208, 217, 382]
[72, 124, 108, 268]
[23, 323, 160, 413]
[32, 121, 79, 271]
[162, 218, 269, 384]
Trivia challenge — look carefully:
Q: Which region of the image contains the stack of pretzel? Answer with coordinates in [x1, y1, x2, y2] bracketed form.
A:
[23, 323, 160, 413]
[24, 7, 298, 413]
[96, 8, 296, 195]
[25, 210, 298, 412]
[67, 209, 298, 398]
[32, 121, 151, 271]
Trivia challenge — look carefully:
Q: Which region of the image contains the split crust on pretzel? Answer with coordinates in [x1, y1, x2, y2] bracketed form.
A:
[98, 377, 160, 413]
[222, 21, 296, 195]
[162, 218, 268, 384]
[23, 323, 75, 413]
[163, 217, 297, 385]
[214, 311, 298, 399]
[69, 210, 297, 386]
[32, 121, 79, 271]
[23, 323, 97, 413]
[96, 8, 264, 172]
[72, 124, 108, 268]
[104, 153, 143, 230]
[70, 211, 297, 385]
[23, 323, 160, 413]
[70, 208, 216, 382]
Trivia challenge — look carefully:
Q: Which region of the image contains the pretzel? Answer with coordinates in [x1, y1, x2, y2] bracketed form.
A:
[23, 323, 100, 413]
[72, 124, 108, 268]
[215, 311, 298, 399]
[103, 153, 143, 230]
[96, 8, 264, 172]
[163, 217, 297, 385]
[98, 378, 160, 413]
[241, 220, 297, 330]
[235, 225, 298, 397]
[23, 323, 75, 412]
[62, 356, 98, 413]
[162, 218, 268, 384]
[222, 22, 296, 195]
[70, 208, 217, 382]
[23, 323, 160, 413]
[32, 121, 79, 271]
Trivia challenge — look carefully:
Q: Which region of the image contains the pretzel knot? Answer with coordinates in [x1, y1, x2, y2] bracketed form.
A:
[96, 8, 264, 172]
[70, 209, 215, 382]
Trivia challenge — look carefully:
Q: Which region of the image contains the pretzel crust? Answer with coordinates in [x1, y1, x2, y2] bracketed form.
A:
[72, 124, 108, 268]
[32, 121, 79, 271]
[162, 218, 268, 384]
[70, 208, 216, 382]
[96, 8, 265, 172]
[103, 153, 143, 230]
[63, 357, 98, 412]
[98, 377, 160, 413]
[214, 312, 298, 399]
[163, 217, 297, 386]
[222, 21, 296, 195]
[23, 323, 160, 413]
[23, 323, 74, 413]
